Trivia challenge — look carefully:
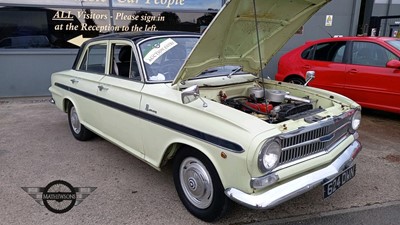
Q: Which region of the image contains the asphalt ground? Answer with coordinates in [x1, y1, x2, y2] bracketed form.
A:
[0, 97, 399, 225]
[253, 201, 400, 225]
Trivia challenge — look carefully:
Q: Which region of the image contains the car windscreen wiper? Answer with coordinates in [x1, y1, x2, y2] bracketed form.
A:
[227, 66, 243, 78]
[200, 69, 218, 75]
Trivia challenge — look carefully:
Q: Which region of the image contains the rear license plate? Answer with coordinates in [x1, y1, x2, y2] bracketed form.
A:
[323, 164, 356, 199]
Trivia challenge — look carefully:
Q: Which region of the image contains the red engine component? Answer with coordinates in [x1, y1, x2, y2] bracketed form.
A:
[244, 101, 273, 113]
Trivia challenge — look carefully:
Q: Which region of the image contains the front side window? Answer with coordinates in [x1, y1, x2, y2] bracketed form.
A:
[79, 43, 107, 74]
[110, 43, 141, 80]
[312, 41, 346, 62]
[352, 42, 398, 67]
[139, 36, 197, 81]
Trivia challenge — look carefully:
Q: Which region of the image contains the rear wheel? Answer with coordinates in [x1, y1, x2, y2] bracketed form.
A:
[173, 147, 230, 222]
[67, 103, 94, 141]
[285, 76, 305, 85]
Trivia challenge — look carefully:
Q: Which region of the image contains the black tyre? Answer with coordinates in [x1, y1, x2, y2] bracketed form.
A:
[173, 147, 230, 222]
[285, 76, 305, 85]
[67, 103, 94, 141]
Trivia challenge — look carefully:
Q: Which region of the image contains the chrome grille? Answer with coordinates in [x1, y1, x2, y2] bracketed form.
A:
[278, 115, 351, 165]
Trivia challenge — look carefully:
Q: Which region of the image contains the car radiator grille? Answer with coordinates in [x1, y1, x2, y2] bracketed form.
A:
[278, 116, 351, 165]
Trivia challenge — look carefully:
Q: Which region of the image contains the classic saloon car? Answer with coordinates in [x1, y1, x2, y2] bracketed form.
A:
[49, 0, 362, 222]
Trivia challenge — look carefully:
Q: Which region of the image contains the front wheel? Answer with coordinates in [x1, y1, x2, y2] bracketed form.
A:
[173, 147, 230, 222]
[67, 103, 94, 141]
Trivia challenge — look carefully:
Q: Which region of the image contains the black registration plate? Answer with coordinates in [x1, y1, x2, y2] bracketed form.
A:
[323, 164, 356, 199]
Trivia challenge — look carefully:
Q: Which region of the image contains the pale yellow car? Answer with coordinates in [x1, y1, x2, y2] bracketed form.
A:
[49, 0, 362, 222]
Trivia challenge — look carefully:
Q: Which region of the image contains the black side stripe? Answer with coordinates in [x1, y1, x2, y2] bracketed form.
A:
[55, 82, 244, 152]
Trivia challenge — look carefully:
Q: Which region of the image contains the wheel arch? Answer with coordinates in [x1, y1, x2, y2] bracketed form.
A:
[159, 142, 226, 185]
[62, 97, 79, 114]
[156, 139, 251, 190]
[63, 98, 72, 113]
[62, 97, 84, 124]
[159, 142, 183, 168]
[283, 74, 306, 83]
[160, 142, 219, 169]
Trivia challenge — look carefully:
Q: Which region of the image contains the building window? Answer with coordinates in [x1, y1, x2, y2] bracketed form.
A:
[0, 0, 222, 49]
[111, 0, 221, 11]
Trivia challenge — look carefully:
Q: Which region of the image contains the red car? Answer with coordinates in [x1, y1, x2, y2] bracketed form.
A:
[275, 36, 400, 114]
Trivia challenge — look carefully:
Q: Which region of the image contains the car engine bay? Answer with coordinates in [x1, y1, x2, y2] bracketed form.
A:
[208, 85, 325, 124]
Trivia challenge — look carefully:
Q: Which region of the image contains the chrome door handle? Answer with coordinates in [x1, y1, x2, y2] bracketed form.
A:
[70, 79, 79, 84]
[98, 85, 109, 91]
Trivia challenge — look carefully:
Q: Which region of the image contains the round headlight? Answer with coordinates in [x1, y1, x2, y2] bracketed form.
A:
[258, 140, 281, 173]
[351, 110, 361, 131]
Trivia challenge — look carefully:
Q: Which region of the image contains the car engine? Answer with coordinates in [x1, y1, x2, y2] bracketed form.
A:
[220, 87, 316, 123]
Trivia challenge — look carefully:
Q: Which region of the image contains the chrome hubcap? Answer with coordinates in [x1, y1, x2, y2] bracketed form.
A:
[180, 157, 213, 209]
[70, 106, 81, 134]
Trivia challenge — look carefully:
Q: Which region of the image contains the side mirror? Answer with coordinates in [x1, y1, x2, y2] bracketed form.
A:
[304, 71, 315, 86]
[181, 85, 208, 107]
[386, 59, 400, 69]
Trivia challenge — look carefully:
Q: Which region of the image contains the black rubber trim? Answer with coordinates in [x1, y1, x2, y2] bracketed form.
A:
[55, 82, 244, 152]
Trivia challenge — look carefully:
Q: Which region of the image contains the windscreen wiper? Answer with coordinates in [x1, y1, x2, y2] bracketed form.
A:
[227, 66, 243, 78]
[200, 69, 218, 75]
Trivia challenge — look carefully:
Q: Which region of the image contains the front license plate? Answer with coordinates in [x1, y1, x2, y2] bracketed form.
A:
[323, 164, 356, 199]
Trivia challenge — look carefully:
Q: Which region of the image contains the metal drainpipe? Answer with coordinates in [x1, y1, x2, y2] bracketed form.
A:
[382, 0, 392, 36]
[349, 0, 361, 36]
[109, 0, 115, 33]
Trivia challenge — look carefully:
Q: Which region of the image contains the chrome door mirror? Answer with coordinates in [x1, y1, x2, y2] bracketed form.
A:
[181, 85, 208, 107]
[182, 85, 199, 104]
[304, 71, 315, 86]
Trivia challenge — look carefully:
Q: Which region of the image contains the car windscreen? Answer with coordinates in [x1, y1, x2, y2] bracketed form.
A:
[387, 40, 400, 51]
[139, 36, 198, 82]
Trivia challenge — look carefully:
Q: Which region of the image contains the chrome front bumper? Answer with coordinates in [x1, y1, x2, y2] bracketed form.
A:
[225, 140, 362, 209]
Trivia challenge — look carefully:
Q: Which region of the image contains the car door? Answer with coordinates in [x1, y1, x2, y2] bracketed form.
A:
[306, 41, 348, 94]
[96, 40, 145, 158]
[344, 41, 400, 112]
[69, 41, 107, 128]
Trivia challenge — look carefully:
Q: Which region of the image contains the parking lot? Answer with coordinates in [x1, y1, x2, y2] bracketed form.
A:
[0, 97, 399, 225]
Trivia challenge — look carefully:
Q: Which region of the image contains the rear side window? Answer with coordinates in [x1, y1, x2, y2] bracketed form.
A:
[312, 41, 346, 62]
[79, 44, 107, 74]
[301, 46, 313, 59]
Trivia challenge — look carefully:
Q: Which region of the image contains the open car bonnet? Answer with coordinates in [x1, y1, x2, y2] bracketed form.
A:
[172, 0, 330, 85]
